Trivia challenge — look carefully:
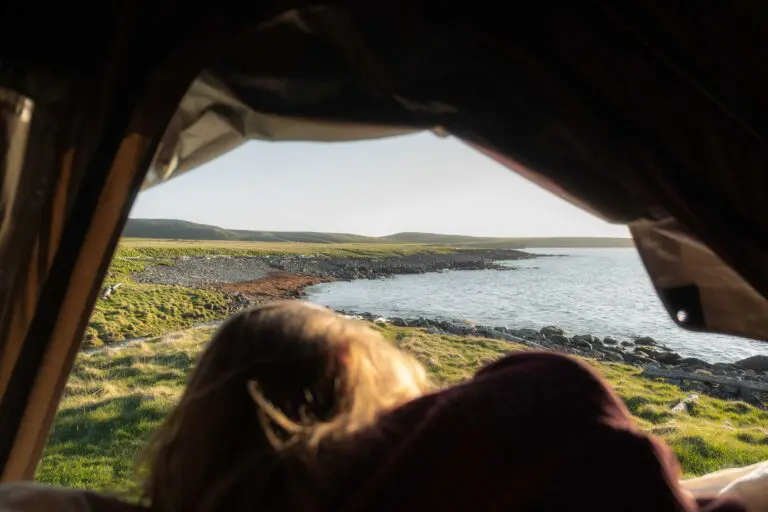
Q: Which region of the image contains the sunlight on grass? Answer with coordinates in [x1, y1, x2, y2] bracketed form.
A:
[39, 325, 768, 492]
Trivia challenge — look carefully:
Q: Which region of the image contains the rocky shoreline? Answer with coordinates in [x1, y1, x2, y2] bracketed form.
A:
[340, 311, 768, 407]
[133, 249, 534, 286]
[129, 249, 767, 407]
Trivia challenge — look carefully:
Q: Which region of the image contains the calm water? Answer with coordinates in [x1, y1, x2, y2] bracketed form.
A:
[306, 248, 767, 363]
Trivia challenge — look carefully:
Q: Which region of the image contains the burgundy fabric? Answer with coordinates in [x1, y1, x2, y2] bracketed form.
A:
[322, 352, 744, 512]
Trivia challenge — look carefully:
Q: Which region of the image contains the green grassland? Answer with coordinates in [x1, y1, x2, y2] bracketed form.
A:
[85, 241, 455, 348]
[118, 239, 454, 258]
[39, 325, 768, 492]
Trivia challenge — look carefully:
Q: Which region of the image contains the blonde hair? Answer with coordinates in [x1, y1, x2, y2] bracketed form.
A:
[140, 301, 429, 512]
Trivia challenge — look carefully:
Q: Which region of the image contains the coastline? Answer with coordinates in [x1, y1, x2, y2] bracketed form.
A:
[338, 311, 768, 407]
[107, 247, 767, 407]
[133, 248, 534, 305]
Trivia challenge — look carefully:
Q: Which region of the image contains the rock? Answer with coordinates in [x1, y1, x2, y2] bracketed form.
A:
[602, 352, 624, 362]
[712, 368, 727, 376]
[603, 337, 618, 346]
[540, 325, 565, 338]
[572, 339, 593, 351]
[573, 334, 597, 344]
[374, 317, 387, 325]
[652, 352, 682, 365]
[679, 357, 712, 370]
[736, 355, 768, 372]
[476, 327, 503, 340]
[590, 338, 604, 349]
[547, 334, 570, 346]
[634, 346, 655, 355]
[514, 328, 542, 341]
[635, 336, 657, 346]
[682, 382, 710, 393]
[501, 333, 525, 343]
[389, 317, 408, 327]
[744, 369, 758, 378]
[493, 326, 509, 334]
[723, 385, 740, 395]
[713, 362, 740, 373]
[412, 318, 433, 328]
[425, 327, 445, 335]
[623, 352, 654, 365]
[621, 341, 634, 347]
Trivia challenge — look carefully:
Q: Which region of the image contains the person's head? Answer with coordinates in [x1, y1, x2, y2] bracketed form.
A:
[140, 301, 429, 512]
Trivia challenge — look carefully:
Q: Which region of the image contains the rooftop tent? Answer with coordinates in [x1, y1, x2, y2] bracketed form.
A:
[1, 0, 767, 481]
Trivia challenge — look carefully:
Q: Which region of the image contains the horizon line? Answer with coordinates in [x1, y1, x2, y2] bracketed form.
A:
[127, 217, 632, 240]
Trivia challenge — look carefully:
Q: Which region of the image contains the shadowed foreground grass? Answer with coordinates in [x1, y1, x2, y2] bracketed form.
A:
[38, 325, 768, 492]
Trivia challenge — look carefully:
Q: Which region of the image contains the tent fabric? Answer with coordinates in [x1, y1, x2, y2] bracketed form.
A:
[146, 71, 417, 189]
[0, 0, 767, 480]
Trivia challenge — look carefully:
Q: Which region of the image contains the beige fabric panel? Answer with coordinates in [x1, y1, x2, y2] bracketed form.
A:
[630, 219, 768, 341]
[144, 72, 418, 189]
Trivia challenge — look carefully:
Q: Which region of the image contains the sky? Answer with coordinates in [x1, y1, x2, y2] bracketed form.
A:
[131, 132, 629, 238]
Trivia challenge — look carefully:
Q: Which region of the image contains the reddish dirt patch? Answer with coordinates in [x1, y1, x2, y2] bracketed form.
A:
[216, 272, 329, 304]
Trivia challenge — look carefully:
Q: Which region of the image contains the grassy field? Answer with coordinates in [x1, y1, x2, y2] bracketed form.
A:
[84, 249, 230, 349]
[86, 241, 455, 348]
[39, 325, 768, 492]
[118, 239, 455, 258]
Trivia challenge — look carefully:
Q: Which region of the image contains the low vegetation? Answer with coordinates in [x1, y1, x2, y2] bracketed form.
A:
[118, 240, 454, 258]
[86, 242, 455, 347]
[39, 325, 768, 492]
[84, 250, 229, 349]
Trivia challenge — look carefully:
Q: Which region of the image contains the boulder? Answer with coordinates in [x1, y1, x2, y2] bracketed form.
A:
[735, 355, 768, 372]
[634, 346, 655, 355]
[572, 339, 593, 351]
[476, 327, 503, 340]
[547, 334, 570, 346]
[540, 325, 565, 338]
[389, 317, 408, 327]
[621, 341, 634, 347]
[493, 326, 509, 334]
[501, 333, 526, 343]
[603, 337, 619, 346]
[635, 336, 657, 346]
[601, 351, 624, 362]
[374, 317, 387, 325]
[409, 318, 432, 328]
[573, 334, 597, 344]
[713, 362, 740, 373]
[652, 352, 682, 365]
[679, 357, 712, 370]
[515, 328, 542, 340]
[623, 352, 654, 365]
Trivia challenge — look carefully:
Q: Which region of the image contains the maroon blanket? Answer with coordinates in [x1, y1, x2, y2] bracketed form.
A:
[321, 352, 744, 512]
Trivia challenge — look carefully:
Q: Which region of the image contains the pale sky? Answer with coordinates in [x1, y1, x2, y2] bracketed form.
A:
[131, 132, 629, 238]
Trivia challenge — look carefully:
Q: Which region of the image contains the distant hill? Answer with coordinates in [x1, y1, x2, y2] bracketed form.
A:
[384, 232, 634, 248]
[123, 219, 633, 248]
[124, 219, 382, 244]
